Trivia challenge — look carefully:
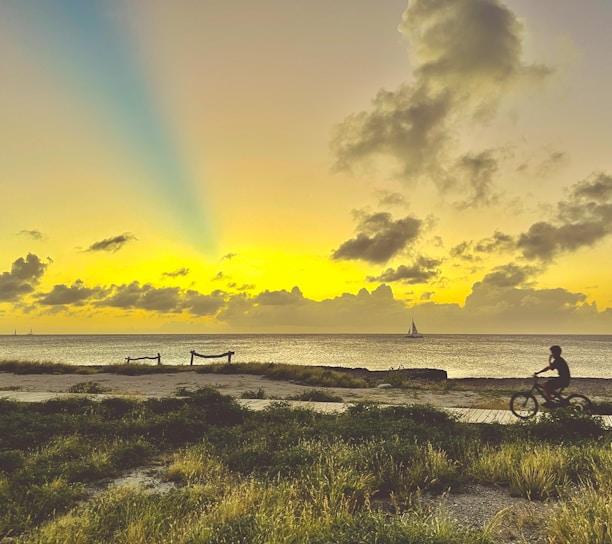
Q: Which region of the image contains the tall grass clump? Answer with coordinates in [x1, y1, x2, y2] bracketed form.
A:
[548, 486, 612, 544]
[472, 442, 573, 499]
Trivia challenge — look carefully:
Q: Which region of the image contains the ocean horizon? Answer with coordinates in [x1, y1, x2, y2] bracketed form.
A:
[1, 333, 611, 380]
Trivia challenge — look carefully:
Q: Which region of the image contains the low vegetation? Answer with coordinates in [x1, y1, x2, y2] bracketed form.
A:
[0, 387, 609, 543]
[0, 360, 368, 388]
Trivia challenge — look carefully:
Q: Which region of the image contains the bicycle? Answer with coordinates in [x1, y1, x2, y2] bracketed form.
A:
[509, 375, 593, 419]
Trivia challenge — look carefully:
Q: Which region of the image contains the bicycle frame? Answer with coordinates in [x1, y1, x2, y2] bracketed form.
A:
[529, 375, 566, 405]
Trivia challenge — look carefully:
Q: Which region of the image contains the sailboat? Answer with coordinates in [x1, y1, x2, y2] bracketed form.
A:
[406, 318, 423, 338]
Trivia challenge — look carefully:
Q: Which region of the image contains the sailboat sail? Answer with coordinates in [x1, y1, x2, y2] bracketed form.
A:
[406, 319, 423, 338]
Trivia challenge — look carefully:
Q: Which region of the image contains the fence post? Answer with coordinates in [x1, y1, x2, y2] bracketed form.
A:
[190, 350, 195, 366]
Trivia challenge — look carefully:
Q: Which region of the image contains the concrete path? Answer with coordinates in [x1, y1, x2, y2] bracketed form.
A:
[2, 391, 610, 427]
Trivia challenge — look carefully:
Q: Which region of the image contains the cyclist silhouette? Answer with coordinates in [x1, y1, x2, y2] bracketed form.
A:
[535, 345, 570, 406]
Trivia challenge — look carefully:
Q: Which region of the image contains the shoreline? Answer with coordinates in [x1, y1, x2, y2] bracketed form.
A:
[2, 371, 611, 408]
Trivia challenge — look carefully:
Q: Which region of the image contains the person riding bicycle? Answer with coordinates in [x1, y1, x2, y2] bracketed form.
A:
[535, 345, 571, 406]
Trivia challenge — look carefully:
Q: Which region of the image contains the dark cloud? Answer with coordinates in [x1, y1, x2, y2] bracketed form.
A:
[184, 290, 226, 316]
[227, 282, 256, 292]
[331, 86, 453, 178]
[98, 282, 226, 316]
[162, 268, 190, 278]
[474, 230, 515, 253]
[452, 150, 500, 208]
[479, 263, 539, 288]
[101, 283, 182, 313]
[332, 212, 422, 263]
[255, 286, 303, 306]
[18, 229, 44, 240]
[367, 256, 441, 284]
[518, 173, 612, 261]
[222, 252, 238, 260]
[331, 0, 551, 189]
[86, 233, 137, 253]
[402, 0, 549, 97]
[37, 280, 100, 306]
[451, 241, 481, 263]
[0, 254, 48, 302]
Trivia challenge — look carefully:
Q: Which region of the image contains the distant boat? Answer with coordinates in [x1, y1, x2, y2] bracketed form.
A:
[406, 319, 423, 338]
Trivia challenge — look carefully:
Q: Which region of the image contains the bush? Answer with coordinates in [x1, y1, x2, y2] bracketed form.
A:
[67, 381, 110, 394]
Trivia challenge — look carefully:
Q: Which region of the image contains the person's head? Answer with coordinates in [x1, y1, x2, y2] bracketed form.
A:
[550, 345, 562, 357]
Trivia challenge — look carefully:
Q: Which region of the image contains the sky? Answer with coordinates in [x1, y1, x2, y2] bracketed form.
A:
[2, 0, 612, 334]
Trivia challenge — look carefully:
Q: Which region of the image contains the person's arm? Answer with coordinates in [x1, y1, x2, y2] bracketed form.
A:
[535, 363, 552, 375]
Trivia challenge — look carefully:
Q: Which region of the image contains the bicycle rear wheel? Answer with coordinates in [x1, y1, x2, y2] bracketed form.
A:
[510, 392, 538, 419]
[566, 394, 593, 414]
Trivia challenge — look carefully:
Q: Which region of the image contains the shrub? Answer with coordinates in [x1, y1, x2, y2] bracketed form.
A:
[67, 381, 110, 394]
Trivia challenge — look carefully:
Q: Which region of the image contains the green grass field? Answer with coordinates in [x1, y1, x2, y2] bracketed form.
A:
[0, 385, 610, 543]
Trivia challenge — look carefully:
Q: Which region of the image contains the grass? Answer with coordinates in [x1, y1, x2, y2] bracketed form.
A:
[195, 361, 370, 388]
[0, 360, 369, 388]
[0, 390, 609, 543]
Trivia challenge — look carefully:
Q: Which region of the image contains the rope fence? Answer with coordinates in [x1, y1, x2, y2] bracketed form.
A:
[190, 350, 235, 365]
[125, 353, 162, 365]
[123, 351, 235, 366]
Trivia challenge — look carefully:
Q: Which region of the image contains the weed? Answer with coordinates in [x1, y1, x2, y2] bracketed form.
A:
[240, 388, 266, 399]
[67, 381, 110, 394]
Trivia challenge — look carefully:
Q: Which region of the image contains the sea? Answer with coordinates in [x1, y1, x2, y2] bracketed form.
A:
[1, 334, 611, 379]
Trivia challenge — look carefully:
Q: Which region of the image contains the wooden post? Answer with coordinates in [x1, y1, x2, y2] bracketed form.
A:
[190, 350, 195, 366]
[157, 352, 161, 365]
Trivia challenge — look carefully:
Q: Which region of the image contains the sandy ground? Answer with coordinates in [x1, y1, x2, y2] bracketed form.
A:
[1, 371, 610, 408]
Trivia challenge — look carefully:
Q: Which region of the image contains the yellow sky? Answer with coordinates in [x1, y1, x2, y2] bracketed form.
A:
[2, 0, 612, 334]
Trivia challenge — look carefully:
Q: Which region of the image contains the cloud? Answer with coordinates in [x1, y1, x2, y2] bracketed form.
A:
[377, 190, 409, 208]
[162, 267, 190, 278]
[517, 172, 612, 261]
[0, 254, 49, 302]
[452, 150, 501, 208]
[450, 241, 480, 263]
[331, 85, 453, 179]
[332, 212, 422, 263]
[37, 280, 101, 306]
[18, 229, 45, 240]
[217, 284, 410, 333]
[479, 263, 539, 288]
[474, 230, 515, 253]
[222, 252, 238, 260]
[184, 290, 226, 316]
[98, 282, 226, 315]
[367, 256, 442, 284]
[331, 0, 552, 190]
[517, 150, 567, 178]
[400, 0, 550, 99]
[101, 282, 182, 313]
[86, 233, 137, 253]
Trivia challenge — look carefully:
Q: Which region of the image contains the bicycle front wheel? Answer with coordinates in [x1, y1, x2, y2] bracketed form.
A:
[567, 394, 593, 414]
[510, 392, 538, 419]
